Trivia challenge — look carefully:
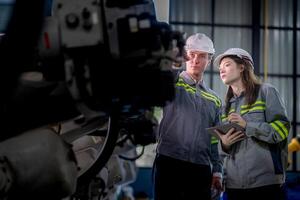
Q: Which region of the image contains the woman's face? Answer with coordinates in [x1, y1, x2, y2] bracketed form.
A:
[219, 57, 244, 85]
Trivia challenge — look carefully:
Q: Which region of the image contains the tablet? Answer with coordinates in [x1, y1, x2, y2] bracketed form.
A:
[206, 123, 245, 139]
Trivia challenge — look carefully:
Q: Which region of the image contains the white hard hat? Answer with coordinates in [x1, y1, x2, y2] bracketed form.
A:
[214, 48, 254, 69]
[185, 33, 215, 54]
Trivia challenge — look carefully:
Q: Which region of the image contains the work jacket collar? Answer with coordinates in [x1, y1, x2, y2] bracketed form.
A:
[229, 91, 245, 103]
[180, 71, 208, 91]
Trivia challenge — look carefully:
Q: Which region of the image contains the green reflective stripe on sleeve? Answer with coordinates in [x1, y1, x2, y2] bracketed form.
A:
[222, 118, 228, 122]
[221, 114, 227, 119]
[241, 100, 266, 114]
[228, 108, 235, 115]
[249, 106, 266, 111]
[211, 136, 218, 144]
[240, 109, 249, 115]
[274, 120, 289, 137]
[229, 108, 235, 112]
[241, 101, 266, 109]
[255, 100, 266, 104]
[270, 122, 285, 139]
[270, 121, 287, 139]
[241, 106, 266, 115]
[200, 91, 221, 107]
[221, 114, 228, 122]
[228, 108, 235, 114]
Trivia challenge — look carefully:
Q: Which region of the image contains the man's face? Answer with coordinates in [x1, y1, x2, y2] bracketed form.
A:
[186, 50, 211, 77]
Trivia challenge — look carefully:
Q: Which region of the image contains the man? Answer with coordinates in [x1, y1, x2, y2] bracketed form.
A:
[154, 33, 223, 200]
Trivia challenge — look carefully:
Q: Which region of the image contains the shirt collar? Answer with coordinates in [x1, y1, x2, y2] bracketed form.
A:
[229, 91, 245, 103]
[179, 71, 208, 91]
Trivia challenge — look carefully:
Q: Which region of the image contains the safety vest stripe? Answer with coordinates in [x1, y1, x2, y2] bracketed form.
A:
[201, 90, 220, 102]
[200, 91, 222, 107]
[176, 82, 196, 91]
[222, 108, 235, 118]
[229, 108, 235, 114]
[176, 82, 196, 94]
[270, 121, 287, 139]
[221, 117, 228, 122]
[211, 136, 218, 144]
[177, 78, 221, 107]
[241, 101, 266, 108]
[221, 114, 227, 119]
[222, 108, 235, 121]
[249, 106, 266, 111]
[200, 92, 221, 107]
[241, 106, 266, 115]
[273, 120, 289, 137]
[241, 104, 266, 111]
[176, 78, 196, 91]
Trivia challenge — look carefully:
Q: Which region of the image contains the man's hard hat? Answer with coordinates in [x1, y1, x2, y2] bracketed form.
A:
[214, 48, 254, 69]
[185, 33, 215, 54]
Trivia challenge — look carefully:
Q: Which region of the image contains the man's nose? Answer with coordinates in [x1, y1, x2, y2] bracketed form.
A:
[193, 56, 200, 63]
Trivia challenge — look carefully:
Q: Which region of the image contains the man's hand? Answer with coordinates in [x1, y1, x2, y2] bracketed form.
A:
[211, 173, 223, 199]
[215, 128, 246, 151]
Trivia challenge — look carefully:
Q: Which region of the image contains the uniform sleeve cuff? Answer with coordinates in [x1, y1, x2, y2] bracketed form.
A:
[245, 122, 257, 136]
[213, 172, 223, 179]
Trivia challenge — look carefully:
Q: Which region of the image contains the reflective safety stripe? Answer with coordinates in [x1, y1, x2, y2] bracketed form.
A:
[241, 106, 266, 115]
[211, 136, 218, 144]
[176, 78, 196, 94]
[229, 108, 235, 114]
[241, 101, 266, 108]
[176, 83, 196, 94]
[221, 118, 228, 122]
[270, 120, 289, 139]
[200, 91, 221, 107]
[221, 108, 235, 122]
[221, 114, 228, 122]
[240, 101, 266, 115]
[176, 78, 221, 107]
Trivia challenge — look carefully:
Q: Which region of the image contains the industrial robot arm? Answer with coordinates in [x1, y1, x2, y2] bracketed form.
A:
[0, 0, 184, 199]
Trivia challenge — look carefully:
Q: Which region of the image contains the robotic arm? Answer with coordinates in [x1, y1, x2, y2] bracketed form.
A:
[0, 0, 184, 199]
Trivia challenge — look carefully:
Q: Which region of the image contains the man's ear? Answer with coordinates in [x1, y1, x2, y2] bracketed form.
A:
[208, 58, 212, 65]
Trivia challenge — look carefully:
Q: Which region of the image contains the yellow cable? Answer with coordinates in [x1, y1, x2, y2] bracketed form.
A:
[263, 0, 269, 81]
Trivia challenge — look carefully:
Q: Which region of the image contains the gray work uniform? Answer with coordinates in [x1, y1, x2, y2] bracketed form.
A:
[156, 71, 223, 173]
[220, 83, 290, 189]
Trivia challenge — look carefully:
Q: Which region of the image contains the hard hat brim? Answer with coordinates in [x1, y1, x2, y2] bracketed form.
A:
[213, 53, 254, 69]
[185, 47, 215, 54]
[213, 53, 237, 67]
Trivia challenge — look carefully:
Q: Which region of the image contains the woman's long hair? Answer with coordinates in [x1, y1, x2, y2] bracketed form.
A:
[224, 56, 261, 114]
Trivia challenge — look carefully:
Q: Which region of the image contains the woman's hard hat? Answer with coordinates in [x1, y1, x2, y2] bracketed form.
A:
[214, 48, 254, 69]
[185, 33, 215, 54]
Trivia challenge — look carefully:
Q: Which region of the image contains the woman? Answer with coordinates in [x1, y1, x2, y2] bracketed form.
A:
[214, 48, 290, 200]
